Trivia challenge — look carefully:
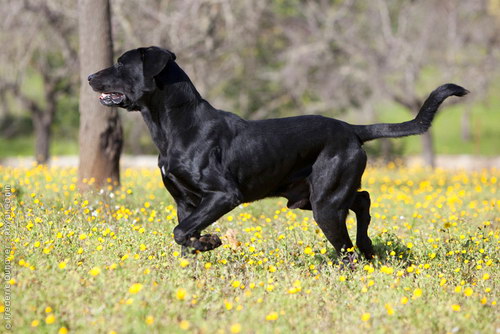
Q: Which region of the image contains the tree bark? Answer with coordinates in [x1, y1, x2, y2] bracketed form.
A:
[78, 0, 123, 189]
[33, 109, 53, 165]
[33, 81, 58, 165]
[421, 130, 435, 168]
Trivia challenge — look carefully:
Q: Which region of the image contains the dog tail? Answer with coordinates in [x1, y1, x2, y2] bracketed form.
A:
[353, 84, 469, 143]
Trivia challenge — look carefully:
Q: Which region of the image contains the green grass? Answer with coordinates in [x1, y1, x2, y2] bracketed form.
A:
[0, 136, 79, 159]
[0, 165, 498, 333]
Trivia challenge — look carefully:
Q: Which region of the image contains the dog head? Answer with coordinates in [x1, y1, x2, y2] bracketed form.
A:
[88, 46, 176, 110]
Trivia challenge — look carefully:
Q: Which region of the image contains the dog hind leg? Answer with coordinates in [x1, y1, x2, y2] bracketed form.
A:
[350, 191, 375, 259]
[309, 148, 366, 262]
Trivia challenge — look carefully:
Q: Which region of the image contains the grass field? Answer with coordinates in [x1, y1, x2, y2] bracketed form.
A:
[0, 165, 498, 333]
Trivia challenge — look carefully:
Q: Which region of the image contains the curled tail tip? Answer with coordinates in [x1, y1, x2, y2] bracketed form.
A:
[437, 83, 470, 97]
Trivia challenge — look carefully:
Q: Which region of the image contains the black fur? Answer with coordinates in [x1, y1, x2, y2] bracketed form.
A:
[88, 46, 468, 260]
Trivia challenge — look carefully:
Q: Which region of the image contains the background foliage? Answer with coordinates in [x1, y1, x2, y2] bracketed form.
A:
[0, 0, 499, 160]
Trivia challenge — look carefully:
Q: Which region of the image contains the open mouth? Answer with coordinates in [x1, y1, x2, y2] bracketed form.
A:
[99, 92, 125, 106]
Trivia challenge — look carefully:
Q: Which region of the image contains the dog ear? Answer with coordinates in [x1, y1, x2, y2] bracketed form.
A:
[140, 47, 176, 78]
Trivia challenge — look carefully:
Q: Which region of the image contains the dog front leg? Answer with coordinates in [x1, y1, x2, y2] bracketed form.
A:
[173, 191, 241, 252]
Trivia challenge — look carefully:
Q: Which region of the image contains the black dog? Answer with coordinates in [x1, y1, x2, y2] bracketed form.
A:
[88, 46, 468, 260]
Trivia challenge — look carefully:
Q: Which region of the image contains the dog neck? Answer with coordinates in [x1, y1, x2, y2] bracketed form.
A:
[138, 62, 214, 154]
[152, 61, 202, 109]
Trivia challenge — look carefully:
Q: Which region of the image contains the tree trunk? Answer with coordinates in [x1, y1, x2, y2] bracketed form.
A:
[78, 0, 123, 190]
[421, 130, 435, 168]
[33, 111, 53, 165]
[380, 138, 393, 163]
[33, 82, 57, 165]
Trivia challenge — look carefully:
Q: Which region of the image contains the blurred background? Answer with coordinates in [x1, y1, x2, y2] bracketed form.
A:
[1, 0, 499, 168]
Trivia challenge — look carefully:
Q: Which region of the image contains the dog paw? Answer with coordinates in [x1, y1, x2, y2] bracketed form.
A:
[357, 238, 375, 260]
[191, 234, 222, 253]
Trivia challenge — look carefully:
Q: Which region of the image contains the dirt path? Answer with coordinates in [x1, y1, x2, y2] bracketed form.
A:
[1, 155, 499, 170]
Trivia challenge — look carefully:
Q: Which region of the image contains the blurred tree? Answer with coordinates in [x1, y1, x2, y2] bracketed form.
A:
[0, 0, 498, 164]
[0, 0, 78, 164]
[270, 0, 498, 167]
[78, 0, 123, 189]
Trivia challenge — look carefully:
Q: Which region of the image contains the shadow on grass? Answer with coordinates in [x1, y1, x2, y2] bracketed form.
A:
[308, 232, 416, 269]
[371, 233, 415, 266]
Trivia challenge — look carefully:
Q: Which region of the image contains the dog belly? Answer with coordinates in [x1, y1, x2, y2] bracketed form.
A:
[281, 178, 312, 209]
[234, 159, 314, 204]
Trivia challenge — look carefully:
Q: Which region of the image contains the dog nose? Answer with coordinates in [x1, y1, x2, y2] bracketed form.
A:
[87, 74, 96, 82]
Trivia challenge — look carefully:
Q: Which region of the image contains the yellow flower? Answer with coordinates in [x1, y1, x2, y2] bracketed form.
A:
[179, 259, 190, 268]
[58, 327, 69, 334]
[303, 246, 314, 255]
[361, 312, 371, 322]
[145, 315, 154, 325]
[412, 288, 422, 299]
[451, 304, 461, 312]
[89, 267, 101, 276]
[45, 314, 56, 324]
[230, 323, 241, 333]
[204, 262, 212, 269]
[464, 287, 473, 297]
[58, 262, 67, 269]
[176, 288, 187, 301]
[31, 319, 40, 327]
[380, 266, 394, 274]
[129, 283, 143, 294]
[400, 296, 409, 305]
[266, 311, 279, 321]
[232, 280, 241, 288]
[45, 306, 53, 313]
[363, 265, 375, 273]
[179, 320, 190, 330]
[482, 273, 490, 280]
[385, 303, 394, 316]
